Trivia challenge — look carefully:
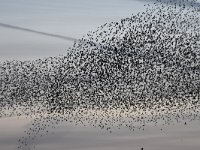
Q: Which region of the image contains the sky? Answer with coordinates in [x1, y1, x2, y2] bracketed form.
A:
[0, 0, 146, 62]
[1, 116, 200, 150]
[1, 1, 200, 150]
[0, 0, 200, 62]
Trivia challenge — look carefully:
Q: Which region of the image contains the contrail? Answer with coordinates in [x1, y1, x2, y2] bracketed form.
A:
[0, 22, 78, 42]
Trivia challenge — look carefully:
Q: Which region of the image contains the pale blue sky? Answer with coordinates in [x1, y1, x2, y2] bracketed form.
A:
[0, 0, 199, 61]
[0, 0, 146, 61]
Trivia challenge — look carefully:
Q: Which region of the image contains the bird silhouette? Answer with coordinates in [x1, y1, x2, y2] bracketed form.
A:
[0, 0, 200, 149]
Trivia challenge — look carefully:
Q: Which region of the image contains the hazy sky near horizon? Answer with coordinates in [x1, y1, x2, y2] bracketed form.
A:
[0, 0, 146, 62]
[1, 116, 200, 150]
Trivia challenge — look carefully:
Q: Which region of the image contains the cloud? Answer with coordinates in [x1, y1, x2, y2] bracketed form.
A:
[0, 22, 77, 42]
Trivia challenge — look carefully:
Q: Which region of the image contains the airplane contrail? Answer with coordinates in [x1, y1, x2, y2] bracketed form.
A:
[0, 22, 78, 42]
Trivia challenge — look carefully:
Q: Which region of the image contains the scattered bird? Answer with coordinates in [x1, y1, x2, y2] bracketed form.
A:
[0, 0, 200, 149]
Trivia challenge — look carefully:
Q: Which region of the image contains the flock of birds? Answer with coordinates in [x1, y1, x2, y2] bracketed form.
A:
[0, 0, 200, 149]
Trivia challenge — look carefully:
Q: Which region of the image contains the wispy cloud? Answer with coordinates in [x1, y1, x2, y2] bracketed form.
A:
[0, 23, 77, 42]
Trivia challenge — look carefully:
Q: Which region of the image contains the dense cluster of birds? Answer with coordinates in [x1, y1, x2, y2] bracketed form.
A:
[0, 0, 200, 149]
